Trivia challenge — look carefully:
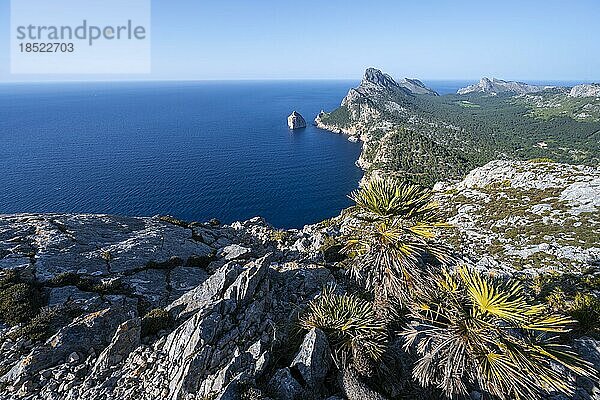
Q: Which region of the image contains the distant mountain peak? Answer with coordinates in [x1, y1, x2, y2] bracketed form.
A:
[458, 77, 551, 95]
[362, 67, 400, 90]
[360, 68, 438, 95]
[568, 83, 600, 98]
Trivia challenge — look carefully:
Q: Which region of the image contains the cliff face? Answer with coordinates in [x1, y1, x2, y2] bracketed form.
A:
[287, 111, 307, 129]
[315, 68, 475, 185]
[457, 77, 551, 95]
[569, 83, 600, 98]
[398, 78, 438, 96]
[315, 68, 600, 188]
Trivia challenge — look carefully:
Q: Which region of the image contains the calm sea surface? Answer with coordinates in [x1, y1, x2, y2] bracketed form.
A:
[0, 81, 364, 228]
[0, 80, 578, 227]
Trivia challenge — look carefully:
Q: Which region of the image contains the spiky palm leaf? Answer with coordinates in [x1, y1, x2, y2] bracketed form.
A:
[300, 288, 388, 367]
[343, 177, 453, 301]
[402, 267, 598, 400]
[349, 177, 442, 224]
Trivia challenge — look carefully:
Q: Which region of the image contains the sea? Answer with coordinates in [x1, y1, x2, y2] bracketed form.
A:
[0, 79, 579, 228]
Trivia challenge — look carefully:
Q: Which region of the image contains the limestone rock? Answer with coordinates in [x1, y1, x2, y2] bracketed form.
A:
[269, 367, 303, 400]
[338, 368, 388, 400]
[290, 328, 331, 391]
[457, 77, 551, 95]
[569, 83, 600, 98]
[0, 214, 214, 282]
[90, 317, 141, 376]
[1, 296, 136, 386]
[363, 68, 402, 91]
[168, 266, 209, 302]
[218, 244, 252, 261]
[0, 214, 336, 399]
[435, 160, 600, 274]
[398, 78, 438, 95]
[166, 261, 243, 321]
[47, 286, 100, 307]
[288, 111, 307, 129]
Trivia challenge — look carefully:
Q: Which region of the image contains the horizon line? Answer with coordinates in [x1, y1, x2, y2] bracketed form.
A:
[0, 77, 597, 85]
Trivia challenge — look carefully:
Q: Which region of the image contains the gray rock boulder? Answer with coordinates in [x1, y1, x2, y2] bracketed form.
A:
[0, 214, 214, 282]
[290, 328, 331, 390]
[90, 317, 141, 376]
[339, 368, 388, 400]
[0, 214, 337, 399]
[269, 367, 304, 400]
[1, 296, 137, 387]
[166, 261, 244, 321]
[218, 244, 252, 261]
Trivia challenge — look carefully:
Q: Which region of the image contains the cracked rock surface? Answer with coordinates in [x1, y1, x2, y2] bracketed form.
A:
[0, 214, 340, 399]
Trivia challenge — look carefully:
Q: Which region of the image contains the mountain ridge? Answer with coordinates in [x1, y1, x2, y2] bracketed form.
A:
[457, 77, 554, 95]
[315, 68, 600, 186]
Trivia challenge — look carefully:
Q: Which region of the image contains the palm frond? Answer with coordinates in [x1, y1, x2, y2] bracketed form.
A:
[459, 267, 529, 323]
[300, 288, 388, 367]
[402, 267, 598, 400]
[349, 177, 442, 223]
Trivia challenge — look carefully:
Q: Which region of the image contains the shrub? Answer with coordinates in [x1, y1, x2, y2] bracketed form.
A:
[91, 278, 128, 294]
[402, 267, 597, 400]
[569, 293, 600, 337]
[158, 215, 189, 228]
[0, 282, 44, 325]
[300, 288, 387, 367]
[528, 157, 555, 163]
[48, 272, 81, 287]
[141, 308, 171, 337]
[12, 304, 83, 342]
[48, 273, 129, 295]
[269, 229, 290, 243]
[0, 269, 19, 289]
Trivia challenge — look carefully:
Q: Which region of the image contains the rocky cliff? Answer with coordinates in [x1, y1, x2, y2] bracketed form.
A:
[435, 160, 600, 275]
[315, 68, 600, 187]
[398, 78, 438, 96]
[315, 68, 475, 185]
[0, 214, 344, 400]
[569, 83, 600, 98]
[457, 77, 552, 95]
[287, 111, 307, 129]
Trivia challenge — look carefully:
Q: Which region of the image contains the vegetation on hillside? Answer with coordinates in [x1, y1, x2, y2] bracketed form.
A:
[318, 89, 600, 186]
[300, 177, 598, 400]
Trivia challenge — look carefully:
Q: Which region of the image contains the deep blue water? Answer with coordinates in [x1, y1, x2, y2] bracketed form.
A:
[0, 81, 364, 228]
[424, 80, 474, 95]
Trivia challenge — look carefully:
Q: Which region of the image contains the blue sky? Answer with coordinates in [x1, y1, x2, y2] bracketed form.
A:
[1, 0, 599, 82]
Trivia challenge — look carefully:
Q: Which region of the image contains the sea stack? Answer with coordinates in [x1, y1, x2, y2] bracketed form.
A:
[287, 111, 306, 129]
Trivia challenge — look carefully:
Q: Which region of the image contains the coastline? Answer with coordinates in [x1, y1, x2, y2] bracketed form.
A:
[314, 112, 373, 184]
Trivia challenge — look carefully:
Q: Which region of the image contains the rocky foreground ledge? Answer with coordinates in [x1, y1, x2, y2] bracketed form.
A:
[0, 214, 345, 400]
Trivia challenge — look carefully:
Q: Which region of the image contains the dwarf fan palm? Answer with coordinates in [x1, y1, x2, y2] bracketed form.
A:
[300, 287, 388, 368]
[401, 267, 597, 400]
[343, 177, 451, 302]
